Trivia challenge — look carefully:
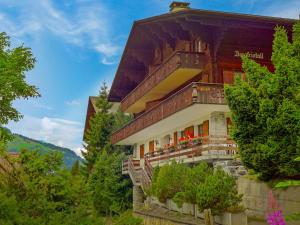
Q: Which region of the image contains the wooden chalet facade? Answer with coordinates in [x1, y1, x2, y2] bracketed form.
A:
[84, 2, 295, 192]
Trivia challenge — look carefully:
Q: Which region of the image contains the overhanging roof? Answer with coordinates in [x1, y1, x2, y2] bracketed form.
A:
[108, 8, 296, 103]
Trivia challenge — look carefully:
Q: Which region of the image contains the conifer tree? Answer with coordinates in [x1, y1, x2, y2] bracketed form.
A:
[225, 22, 300, 180]
[82, 83, 115, 173]
[71, 160, 80, 176]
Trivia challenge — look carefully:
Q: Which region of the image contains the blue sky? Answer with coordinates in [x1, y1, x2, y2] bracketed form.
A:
[1, 0, 299, 156]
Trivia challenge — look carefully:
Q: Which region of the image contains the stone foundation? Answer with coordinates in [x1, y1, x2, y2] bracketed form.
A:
[213, 160, 247, 178]
[237, 177, 300, 225]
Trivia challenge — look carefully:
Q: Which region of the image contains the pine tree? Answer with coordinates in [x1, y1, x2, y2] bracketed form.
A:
[82, 83, 115, 173]
[224, 21, 300, 180]
[71, 160, 80, 176]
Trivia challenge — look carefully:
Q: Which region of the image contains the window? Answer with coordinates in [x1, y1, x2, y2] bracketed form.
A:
[223, 70, 246, 84]
[198, 124, 203, 137]
[184, 126, 194, 137]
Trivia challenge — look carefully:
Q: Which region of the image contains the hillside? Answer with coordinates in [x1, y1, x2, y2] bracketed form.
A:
[6, 133, 82, 168]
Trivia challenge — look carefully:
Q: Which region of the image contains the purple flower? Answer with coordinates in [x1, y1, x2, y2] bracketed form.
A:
[266, 210, 286, 225]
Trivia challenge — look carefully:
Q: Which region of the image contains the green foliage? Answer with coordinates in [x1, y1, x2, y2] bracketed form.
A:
[224, 22, 300, 180]
[0, 191, 20, 225]
[6, 132, 82, 168]
[83, 83, 115, 172]
[113, 211, 143, 225]
[152, 161, 190, 203]
[0, 32, 40, 141]
[0, 150, 104, 225]
[71, 160, 80, 176]
[173, 162, 212, 207]
[285, 212, 300, 222]
[151, 162, 242, 215]
[196, 168, 242, 215]
[113, 108, 133, 131]
[88, 150, 133, 216]
[275, 180, 300, 189]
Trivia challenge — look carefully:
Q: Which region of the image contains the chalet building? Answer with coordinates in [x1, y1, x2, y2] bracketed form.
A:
[84, 1, 295, 208]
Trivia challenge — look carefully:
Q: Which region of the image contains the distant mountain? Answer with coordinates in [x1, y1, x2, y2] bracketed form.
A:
[6, 132, 83, 168]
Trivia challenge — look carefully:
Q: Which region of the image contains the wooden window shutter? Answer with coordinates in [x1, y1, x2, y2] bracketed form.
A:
[174, 132, 178, 146]
[184, 126, 194, 137]
[149, 141, 154, 153]
[140, 144, 144, 158]
[203, 120, 209, 136]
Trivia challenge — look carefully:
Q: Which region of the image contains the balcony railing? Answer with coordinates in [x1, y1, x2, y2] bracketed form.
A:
[120, 51, 206, 112]
[112, 82, 226, 144]
[144, 135, 236, 165]
[121, 136, 237, 182]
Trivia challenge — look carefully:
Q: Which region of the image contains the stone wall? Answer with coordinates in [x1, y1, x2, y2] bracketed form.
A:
[136, 213, 194, 225]
[213, 160, 247, 178]
[144, 197, 247, 225]
[237, 177, 300, 225]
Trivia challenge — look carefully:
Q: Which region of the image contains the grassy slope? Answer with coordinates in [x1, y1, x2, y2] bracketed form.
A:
[6, 134, 82, 168]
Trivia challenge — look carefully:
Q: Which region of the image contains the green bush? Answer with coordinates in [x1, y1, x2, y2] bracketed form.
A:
[151, 162, 242, 215]
[224, 22, 300, 180]
[151, 161, 190, 203]
[196, 168, 242, 215]
[173, 162, 212, 207]
[113, 211, 143, 225]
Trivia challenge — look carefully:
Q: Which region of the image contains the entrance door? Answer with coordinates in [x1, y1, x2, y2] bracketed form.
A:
[140, 144, 144, 159]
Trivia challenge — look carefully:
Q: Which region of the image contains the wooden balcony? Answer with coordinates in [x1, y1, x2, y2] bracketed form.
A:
[144, 135, 237, 167]
[121, 51, 206, 113]
[112, 82, 226, 144]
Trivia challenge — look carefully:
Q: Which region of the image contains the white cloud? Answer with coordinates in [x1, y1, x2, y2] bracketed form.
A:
[101, 57, 118, 65]
[6, 115, 84, 157]
[95, 43, 120, 57]
[0, 0, 120, 64]
[66, 99, 80, 106]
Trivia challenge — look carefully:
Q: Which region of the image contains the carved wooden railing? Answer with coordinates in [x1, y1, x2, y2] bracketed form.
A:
[122, 136, 236, 187]
[144, 135, 236, 164]
[120, 51, 206, 112]
[112, 82, 225, 144]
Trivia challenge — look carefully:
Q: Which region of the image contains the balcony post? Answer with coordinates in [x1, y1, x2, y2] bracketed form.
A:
[192, 83, 198, 103]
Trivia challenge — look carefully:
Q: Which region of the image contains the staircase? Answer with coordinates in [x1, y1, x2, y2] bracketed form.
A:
[122, 156, 153, 191]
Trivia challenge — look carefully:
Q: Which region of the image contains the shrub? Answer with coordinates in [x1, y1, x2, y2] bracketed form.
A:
[196, 168, 242, 215]
[224, 22, 300, 180]
[152, 161, 190, 203]
[173, 162, 212, 207]
[151, 162, 242, 215]
[113, 211, 143, 225]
